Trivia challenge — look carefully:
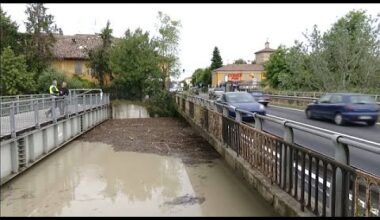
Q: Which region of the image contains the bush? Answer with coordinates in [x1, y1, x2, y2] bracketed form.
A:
[37, 67, 96, 93]
[145, 91, 178, 117]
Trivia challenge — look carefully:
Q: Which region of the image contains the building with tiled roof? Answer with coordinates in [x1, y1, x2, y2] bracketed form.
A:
[51, 34, 118, 82]
[212, 41, 275, 87]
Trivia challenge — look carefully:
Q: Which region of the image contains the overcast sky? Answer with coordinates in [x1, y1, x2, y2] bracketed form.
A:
[2, 3, 379, 80]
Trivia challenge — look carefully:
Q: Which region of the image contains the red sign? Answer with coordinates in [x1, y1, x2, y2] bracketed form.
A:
[228, 73, 242, 81]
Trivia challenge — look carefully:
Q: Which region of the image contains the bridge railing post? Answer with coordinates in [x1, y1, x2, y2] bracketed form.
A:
[16, 95, 20, 114]
[331, 135, 350, 216]
[254, 114, 263, 131]
[222, 106, 229, 117]
[283, 122, 294, 191]
[10, 102, 16, 138]
[52, 97, 57, 123]
[235, 110, 242, 123]
[34, 100, 40, 129]
[89, 94, 93, 110]
[75, 94, 79, 115]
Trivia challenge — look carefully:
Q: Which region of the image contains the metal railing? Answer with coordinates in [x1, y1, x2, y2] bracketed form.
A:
[1, 92, 110, 139]
[266, 93, 380, 105]
[176, 93, 380, 217]
[265, 90, 380, 102]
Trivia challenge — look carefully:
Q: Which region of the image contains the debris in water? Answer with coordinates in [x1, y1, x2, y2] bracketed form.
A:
[164, 194, 205, 206]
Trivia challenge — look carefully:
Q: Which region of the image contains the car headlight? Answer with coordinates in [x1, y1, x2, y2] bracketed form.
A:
[229, 105, 236, 111]
[259, 104, 265, 110]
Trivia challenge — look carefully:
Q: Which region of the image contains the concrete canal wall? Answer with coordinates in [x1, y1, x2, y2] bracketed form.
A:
[1, 105, 110, 185]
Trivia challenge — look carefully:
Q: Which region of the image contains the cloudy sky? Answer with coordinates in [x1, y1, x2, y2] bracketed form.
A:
[2, 3, 379, 80]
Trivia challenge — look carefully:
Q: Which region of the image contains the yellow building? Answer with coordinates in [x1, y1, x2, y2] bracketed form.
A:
[51, 34, 102, 82]
[212, 41, 275, 87]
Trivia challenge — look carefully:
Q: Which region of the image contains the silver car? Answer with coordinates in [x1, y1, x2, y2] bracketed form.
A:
[209, 87, 225, 99]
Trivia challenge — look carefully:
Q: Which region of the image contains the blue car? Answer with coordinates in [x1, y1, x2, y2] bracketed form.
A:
[305, 93, 379, 126]
[216, 92, 266, 122]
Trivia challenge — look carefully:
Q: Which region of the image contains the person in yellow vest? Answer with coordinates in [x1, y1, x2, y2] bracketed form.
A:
[45, 79, 60, 118]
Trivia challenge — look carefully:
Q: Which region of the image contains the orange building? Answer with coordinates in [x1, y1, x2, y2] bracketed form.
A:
[212, 41, 275, 87]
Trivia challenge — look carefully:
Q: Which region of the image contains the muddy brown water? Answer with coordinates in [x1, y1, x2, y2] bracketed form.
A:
[0, 141, 276, 216]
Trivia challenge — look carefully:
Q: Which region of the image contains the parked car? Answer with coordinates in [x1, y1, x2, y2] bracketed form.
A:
[305, 93, 379, 126]
[216, 92, 266, 122]
[249, 92, 270, 106]
[209, 87, 225, 99]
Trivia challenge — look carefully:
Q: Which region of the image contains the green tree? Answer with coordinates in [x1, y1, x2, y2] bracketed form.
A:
[263, 46, 287, 89]
[0, 7, 23, 54]
[155, 11, 182, 90]
[190, 67, 211, 87]
[321, 10, 380, 91]
[0, 47, 36, 95]
[24, 3, 61, 74]
[191, 68, 204, 86]
[233, 58, 247, 64]
[210, 47, 223, 70]
[109, 28, 162, 100]
[88, 20, 113, 88]
[265, 10, 380, 93]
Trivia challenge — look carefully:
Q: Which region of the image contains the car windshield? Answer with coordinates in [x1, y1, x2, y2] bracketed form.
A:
[214, 88, 224, 91]
[226, 93, 255, 103]
[251, 92, 263, 96]
[349, 95, 376, 104]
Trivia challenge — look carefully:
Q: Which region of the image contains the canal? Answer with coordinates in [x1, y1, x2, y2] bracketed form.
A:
[1, 104, 277, 216]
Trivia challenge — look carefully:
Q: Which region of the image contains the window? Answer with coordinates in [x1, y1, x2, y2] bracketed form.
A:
[330, 95, 343, 103]
[319, 94, 332, 103]
[75, 61, 82, 75]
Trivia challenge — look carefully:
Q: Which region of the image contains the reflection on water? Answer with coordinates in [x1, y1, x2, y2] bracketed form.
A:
[0, 141, 275, 216]
[112, 104, 149, 119]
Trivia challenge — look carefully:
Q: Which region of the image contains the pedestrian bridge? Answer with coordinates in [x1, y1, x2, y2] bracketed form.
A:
[0, 91, 379, 217]
[0, 91, 110, 184]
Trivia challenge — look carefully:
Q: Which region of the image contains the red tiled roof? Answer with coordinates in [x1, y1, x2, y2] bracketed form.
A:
[213, 64, 264, 72]
[52, 34, 119, 59]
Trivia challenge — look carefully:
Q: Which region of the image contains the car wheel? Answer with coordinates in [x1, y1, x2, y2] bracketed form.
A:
[334, 113, 344, 125]
[306, 109, 313, 119]
[367, 121, 376, 126]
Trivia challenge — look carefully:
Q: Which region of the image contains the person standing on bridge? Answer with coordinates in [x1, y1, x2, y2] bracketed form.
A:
[58, 81, 69, 115]
[45, 79, 59, 118]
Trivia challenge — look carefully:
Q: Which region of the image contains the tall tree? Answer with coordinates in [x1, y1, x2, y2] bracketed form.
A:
[0, 47, 36, 95]
[88, 20, 113, 88]
[0, 7, 22, 54]
[233, 58, 247, 64]
[210, 46, 223, 70]
[155, 11, 182, 90]
[24, 3, 61, 74]
[305, 10, 380, 92]
[109, 28, 162, 100]
[263, 46, 288, 89]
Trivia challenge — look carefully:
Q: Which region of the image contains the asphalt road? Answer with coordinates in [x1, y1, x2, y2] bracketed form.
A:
[197, 93, 380, 176]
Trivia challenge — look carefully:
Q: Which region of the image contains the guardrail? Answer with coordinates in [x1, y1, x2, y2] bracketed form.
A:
[267, 94, 380, 106]
[265, 91, 380, 102]
[1, 92, 110, 139]
[176, 93, 380, 217]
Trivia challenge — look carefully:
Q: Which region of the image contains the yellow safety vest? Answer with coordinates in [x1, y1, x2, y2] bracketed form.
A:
[49, 85, 59, 95]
